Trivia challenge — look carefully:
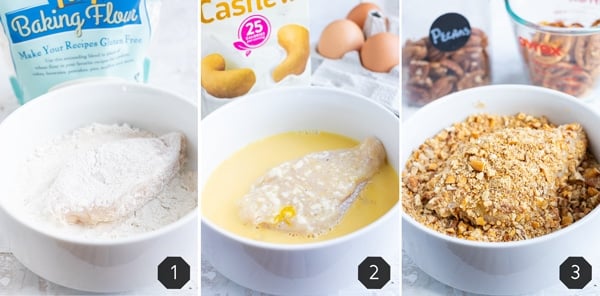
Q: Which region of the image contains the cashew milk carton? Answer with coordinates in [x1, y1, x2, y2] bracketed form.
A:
[200, 0, 310, 115]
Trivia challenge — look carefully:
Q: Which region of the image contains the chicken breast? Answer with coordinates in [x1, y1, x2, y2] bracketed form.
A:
[239, 136, 386, 236]
[45, 132, 186, 225]
[426, 123, 587, 240]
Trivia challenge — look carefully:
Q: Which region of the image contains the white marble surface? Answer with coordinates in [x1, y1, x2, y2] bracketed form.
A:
[0, 0, 198, 295]
[402, 1, 600, 295]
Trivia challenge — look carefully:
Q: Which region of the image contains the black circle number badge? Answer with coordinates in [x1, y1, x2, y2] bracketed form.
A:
[358, 256, 391, 289]
[429, 12, 471, 52]
[158, 256, 191, 289]
[560, 256, 592, 289]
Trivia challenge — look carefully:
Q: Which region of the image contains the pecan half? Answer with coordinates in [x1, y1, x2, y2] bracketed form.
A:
[431, 76, 457, 98]
[440, 59, 464, 77]
[407, 85, 431, 105]
[457, 70, 487, 91]
[408, 76, 433, 88]
[429, 62, 448, 79]
[402, 39, 427, 66]
[465, 28, 488, 48]
[425, 38, 451, 61]
[408, 60, 430, 79]
[574, 34, 600, 71]
[542, 63, 593, 97]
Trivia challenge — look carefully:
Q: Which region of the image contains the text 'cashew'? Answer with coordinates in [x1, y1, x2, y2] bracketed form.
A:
[272, 24, 310, 82]
[201, 53, 256, 98]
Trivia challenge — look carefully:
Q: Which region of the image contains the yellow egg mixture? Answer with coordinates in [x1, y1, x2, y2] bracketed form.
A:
[201, 131, 399, 244]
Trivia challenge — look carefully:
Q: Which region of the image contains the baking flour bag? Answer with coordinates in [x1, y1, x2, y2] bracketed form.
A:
[0, 0, 160, 104]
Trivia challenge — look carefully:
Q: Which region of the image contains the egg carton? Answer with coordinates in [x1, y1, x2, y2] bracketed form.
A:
[310, 16, 400, 116]
[310, 45, 399, 116]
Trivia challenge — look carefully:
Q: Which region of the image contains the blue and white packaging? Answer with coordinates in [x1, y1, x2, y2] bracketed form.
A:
[0, 0, 160, 104]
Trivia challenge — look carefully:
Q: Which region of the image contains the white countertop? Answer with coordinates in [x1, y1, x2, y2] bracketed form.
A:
[0, 0, 198, 294]
[402, 1, 600, 295]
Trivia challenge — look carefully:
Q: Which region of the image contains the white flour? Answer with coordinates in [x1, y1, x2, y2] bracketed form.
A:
[12, 123, 197, 239]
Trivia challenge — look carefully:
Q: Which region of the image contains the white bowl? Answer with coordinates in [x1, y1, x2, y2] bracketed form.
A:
[0, 81, 198, 292]
[201, 86, 399, 295]
[402, 84, 600, 295]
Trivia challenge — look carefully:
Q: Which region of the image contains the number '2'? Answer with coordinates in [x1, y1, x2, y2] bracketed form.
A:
[370, 264, 380, 280]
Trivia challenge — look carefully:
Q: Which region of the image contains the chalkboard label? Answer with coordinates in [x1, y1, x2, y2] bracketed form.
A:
[429, 13, 471, 52]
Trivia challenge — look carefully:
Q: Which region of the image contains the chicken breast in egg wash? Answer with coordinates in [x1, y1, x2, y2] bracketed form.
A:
[238, 137, 386, 236]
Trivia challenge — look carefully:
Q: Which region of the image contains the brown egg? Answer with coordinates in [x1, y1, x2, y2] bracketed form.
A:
[317, 19, 365, 59]
[347, 2, 381, 29]
[360, 32, 399, 73]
